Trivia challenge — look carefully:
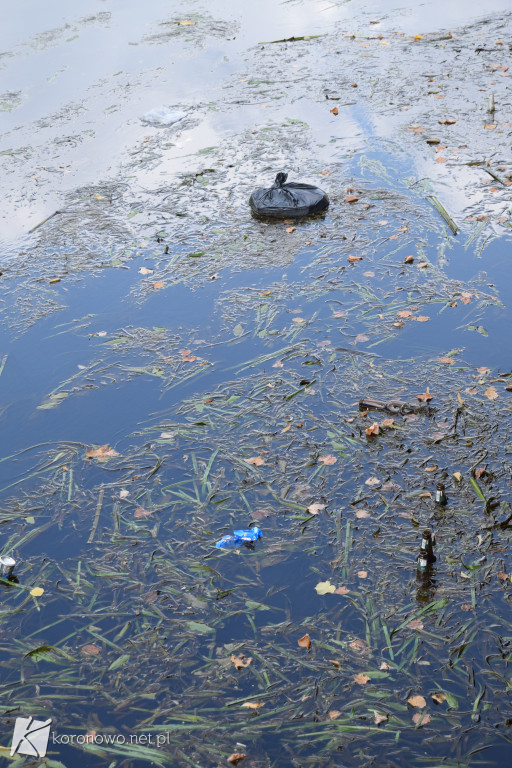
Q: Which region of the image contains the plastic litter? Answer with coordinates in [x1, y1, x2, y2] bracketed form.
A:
[0, 556, 16, 577]
[215, 527, 262, 549]
[140, 107, 187, 126]
[249, 172, 329, 219]
[232, 527, 262, 542]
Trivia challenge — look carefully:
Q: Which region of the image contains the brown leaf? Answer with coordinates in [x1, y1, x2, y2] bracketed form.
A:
[307, 503, 325, 515]
[415, 316, 430, 322]
[397, 310, 413, 318]
[379, 661, 390, 670]
[460, 292, 472, 304]
[431, 692, 446, 704]
[318, 454, 337, 465]
[330, 107, 339, 116]
[328, 659, 341, 668]
[438, 357, 454, 365]
[484, 124, 496, 129]
[241, 701, 264, 709]
[436, 157, 447, 163]
[412, 712, 431, 726]
[139, 267, 154, 275]
[357, 570, 368, 579]
[286, 226, 296, 233]
[380, 418, 394, 428]
[179, 348, 197, 362]
[354, 334, 370, 344]
[408, 695, 427, 708]
[354, 673, 370, 685]
[439, 119, 456, 125]
[477, 367, 491, 375]
[365, 422, 380, 437]
[483, 387, 498, 400]
[348, 254, 363, 262]
[373, 711, 388, 725]
[86, 445, 120, 459]
[227, 754, 246, 766]
[407, 619, 424, 631]
[417, 389, 433, 402]
[425, 465, 438, 472]
[335, 586, 350, 595]
[350, 638, 370, 654]
[245, 456, 265, 466]
[417, 261, 429, 268]
[82, 644, 100, 656]
[355, 509, 371, 519]
[404, 255, 414, 264]
[474, 467, 486, 479]
[328, 710, 341, 720]
[178, 20, 196, 26]
[365, 476, 380, 487]
[152, 281, 165, 290]
[298, 634, 311, 649]
[497, 571, 509, 581]
[461, 603, 474, 611]
[134, 507, 152, 519]
[344, 195, 359, 203]
[230, 654, 252, 669]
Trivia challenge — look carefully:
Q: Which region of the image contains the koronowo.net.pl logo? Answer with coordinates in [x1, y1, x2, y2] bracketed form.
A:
[10, 716, 52, 758]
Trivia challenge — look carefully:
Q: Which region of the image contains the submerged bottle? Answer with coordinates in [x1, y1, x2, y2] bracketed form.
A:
[420, 529, 436, 563]
[435, 482, 447, 506]
[417, 548, 429, 574]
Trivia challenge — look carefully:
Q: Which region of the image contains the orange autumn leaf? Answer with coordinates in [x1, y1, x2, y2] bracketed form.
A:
[318, 454, 337, 465]
[227, 754, 246, 766]
[134, 507, 152, 519]
[330, 107, 339, 116]
[380, 418, 394, 428]
[365, 422, 380, 437]
[348, 254, 363, 262]
[152, 281, 165, 290]
[397, 310, 413, 318]
[335, 586, 350, 595]
[344, 195, 359, 203]
[412, 712, 431, 726]
[354, 673, 370, 685]
[417, 389, 433, 402]
[298, 634, 311, 649]
[408, 695, 427, 708]
[230, 654, 252, 669]
[245, 456, 265, 466]
[483, 387, 498, 400]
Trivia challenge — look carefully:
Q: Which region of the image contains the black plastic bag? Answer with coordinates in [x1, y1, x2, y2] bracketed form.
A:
[249, 172, 329, 218]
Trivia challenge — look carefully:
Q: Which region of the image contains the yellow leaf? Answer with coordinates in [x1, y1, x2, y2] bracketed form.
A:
[483, 387, 498, 400]
[354, 673, 370, 685]
[230, 654, 252, 669]
[408, 695, 427, 708]
[178, 20, 196, 25]
[30, 587, 44, 597]
[315, 580, 336, 595]
[241, 701, 264, 709]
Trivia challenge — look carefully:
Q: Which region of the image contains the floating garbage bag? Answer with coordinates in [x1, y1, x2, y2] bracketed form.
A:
[140, 107, 187, 126]
[249, 172, 329, 218]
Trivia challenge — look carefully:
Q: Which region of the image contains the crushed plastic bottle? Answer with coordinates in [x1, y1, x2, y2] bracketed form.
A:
[140, 107, 187, 126]
[215, 535, 241, 549]
[232, 527, 262, 542]
[0, 556, 16, 577]
[215, 526, 262, 549]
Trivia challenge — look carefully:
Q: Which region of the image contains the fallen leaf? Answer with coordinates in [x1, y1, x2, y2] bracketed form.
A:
[354, 673, 370, 685]
[484, 124, 496, 130]
[330, 107, 339, 115]
[298, 634, 311, 649]
[332, 310, 346, 318]
[365, 422, 380, 437]
[307, 503, 325, 515]
[497, 571, 508, 581]
[415, 316, 430, 322]
[82, 644, 100, 656]
[425, 465, 438, 472]
[439, 119, 456, 125]
[227, 754, 246, 766]
[436, 156, 447, 163]
[417, 389, 433, 402]
[328, 710, 341, 720]
[357, 570, 368, 578]
[474, 467, 486, 479]
[460, 293, 472, 303]
[461, 603, 473, 611]
[354, 334, 370, 344]
[374, 711, 388, 725]
[350, 638, 369, 653]
[408, 695, 427, 708]
[286, 226, 296, 233]
[134, 507, 152, 519]
[245, 456, 265, 466]
[412, 713, 431, 727]
[292, 317, 305, 324]
[438, 357, 454, 365]
[119, 489, 130, 499]
[230, 654, 252, 669]
[355, 509, 371, 519]
[335, 586, 350, 595]
[431, 692, 446, 704]
[318, 454, 337, 465]
[152, 281, 165, 290]
[348, 254, 363, 262]
[380, 418, 394, 428]
[453, 471, 462, 481]
[397, 310, 413, 318]
[365, 476, 380, 487]
[417, 261, 429, 268]
[241, 702, 264, 709]
[407, 619, 424, 631]
[328, 659, 341, 668]
[477, 367, 491, 375]
[404, 255, 414, 264]
[379, 661, 390, 670]
[86, 445, 120, 459]
[315, 580, 336, 595]
[30, 587, 44, 597]
[139, 267, 154, 275]
[272, 359, 284, 368]
[179, 349, 197, 362]
[344, 195, 359, 203]
[178, 20, 196, 25]
[484, 387, 498, 400]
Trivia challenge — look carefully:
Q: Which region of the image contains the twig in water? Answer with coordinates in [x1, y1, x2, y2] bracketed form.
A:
[28, 210, 64, 234]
